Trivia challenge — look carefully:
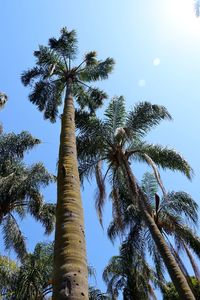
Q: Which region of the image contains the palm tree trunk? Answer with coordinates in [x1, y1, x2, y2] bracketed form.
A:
[122, 156, 195, 300]
[52, 91, 88, 300]
[184, 243, 200, 283]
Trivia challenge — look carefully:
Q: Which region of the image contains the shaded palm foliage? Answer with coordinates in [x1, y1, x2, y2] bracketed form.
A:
[21, 27, 114, 299]
[0, 242, 109, 300]
[77, 96, 196, 299]
[103, 239, 159, 300]
[0, 131, 55, 260]
[108, 173, 200, 296]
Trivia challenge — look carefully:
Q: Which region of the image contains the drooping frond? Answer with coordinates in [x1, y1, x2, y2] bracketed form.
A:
[126, 102, 172, 138]
[29, 79, 64, 122]
[161, 192, 198, 225]
[174, 225, 200, 259]
[2, 214, 27, 260]
[95, 161, 106, 225]
[133, 143, 193, 179]
[74, 85, 108, 113]
[0, 131, 40, 160]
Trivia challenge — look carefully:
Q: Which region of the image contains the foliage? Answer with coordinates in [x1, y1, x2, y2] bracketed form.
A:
[163, 277, 200, 300]
[103, 239, 158, 300]
[21, 27, 115, 122]
[77, 96, 192, 225]
[0, 132, 55, 260]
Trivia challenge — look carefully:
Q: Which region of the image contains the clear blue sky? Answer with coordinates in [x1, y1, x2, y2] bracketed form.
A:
[1, 0, 200, 297]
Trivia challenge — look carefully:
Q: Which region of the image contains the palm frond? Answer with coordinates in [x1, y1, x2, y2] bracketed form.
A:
[104, 96, 126, 134]
[48, 27, 78, 60]
[0, 131, 40, 161]
[134, 143, 193, 180]
[141, 172, 158, 204]
[79, 57, 114, 82]
[2, 214, 27, 260]
[126, 102, 172, 137]
[95, 161, 106, 226]
[161, 192, 198, 225]
[89, 287, 110, 300]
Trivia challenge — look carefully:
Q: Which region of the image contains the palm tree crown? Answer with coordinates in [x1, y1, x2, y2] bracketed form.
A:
[21, 27, 114, 121]
[77, 96, 192, 224]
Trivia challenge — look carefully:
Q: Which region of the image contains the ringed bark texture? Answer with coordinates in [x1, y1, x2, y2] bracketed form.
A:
[122, 157, 196, 300]
[52, 94, 88, 300]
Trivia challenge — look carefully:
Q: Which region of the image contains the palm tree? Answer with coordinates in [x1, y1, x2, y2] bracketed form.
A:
[77, 96, 195, 299]
[0, 242, 110, 300]
[0, 131, 55, 260]
[108, 172, 200, 296]
[142, 173, 200, 285]
[103, 239, 158, 300]
[21, 27, 114, 299]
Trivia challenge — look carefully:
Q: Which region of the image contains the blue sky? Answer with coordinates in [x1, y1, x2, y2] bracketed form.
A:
[1, 0, 200, 297]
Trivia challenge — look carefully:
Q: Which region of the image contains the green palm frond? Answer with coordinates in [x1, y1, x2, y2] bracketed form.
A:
[104, 96, 126, 134]
[133, 143, 193, 179]
[174, 225, 200, 259]
[0, 132, 40, 160]
[79, 57, 114, 82]
[126, 102, 172, 138]
[161, 192, 198, 225]
[48, 27, 78, 60]
[2, 214, 27, 260]
[141, 172, 158, 204]
[89, 287, 110, 300]
[22, 27, 114, 122]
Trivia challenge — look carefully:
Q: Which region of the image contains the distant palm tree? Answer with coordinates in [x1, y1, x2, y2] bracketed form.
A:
[77, 96, 195, 299]
[0, 242, 110, 300]
[0, 131, 55, 260]
[103, 239, 158, 300]
[21, 27, 114, 299]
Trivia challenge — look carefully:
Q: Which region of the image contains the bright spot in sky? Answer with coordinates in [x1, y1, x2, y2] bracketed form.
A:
[138, 79, 146, 87]
[153, 58, 160, 66]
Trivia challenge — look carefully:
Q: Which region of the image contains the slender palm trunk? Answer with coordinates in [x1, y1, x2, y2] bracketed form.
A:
[52, 91, 88, 300]
[122, 156, 195, 300]
[184, 243, 200, 283]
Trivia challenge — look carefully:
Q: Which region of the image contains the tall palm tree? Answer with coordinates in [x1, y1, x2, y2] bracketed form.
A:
[21, 27, 115, 299]
[77, 96, 195, 299]
[103, 239, 158, 300]
[0, 131, 55, 260]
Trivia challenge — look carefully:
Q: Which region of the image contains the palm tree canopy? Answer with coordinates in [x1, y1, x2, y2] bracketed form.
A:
[103, 239, 159, 300]
[77, 96, 193, 224]
[0, 132, 55, 259]
[21, 27, 115, 122]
